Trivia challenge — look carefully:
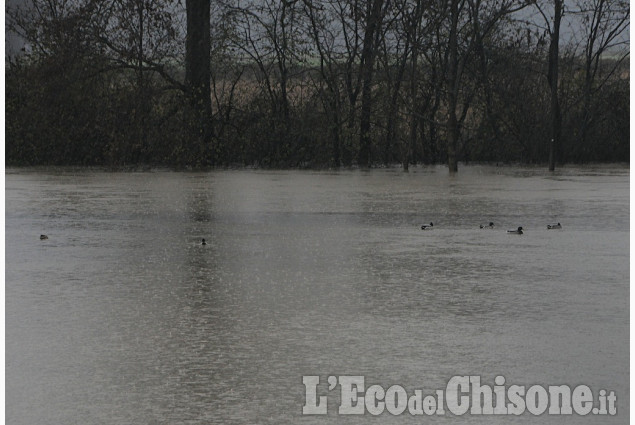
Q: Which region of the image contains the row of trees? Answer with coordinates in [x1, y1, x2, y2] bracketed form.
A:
[6, 0, 629, 170]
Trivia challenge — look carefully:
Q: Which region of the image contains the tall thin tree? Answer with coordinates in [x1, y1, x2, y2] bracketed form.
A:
[358, 0, 385, 168]
[186, 0, 213, 161]
[535, 0, 564, 171]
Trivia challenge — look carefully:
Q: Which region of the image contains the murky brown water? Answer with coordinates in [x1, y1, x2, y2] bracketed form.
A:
[6, 165, 629, 424]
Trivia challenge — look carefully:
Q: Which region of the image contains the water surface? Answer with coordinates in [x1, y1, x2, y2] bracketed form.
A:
[6, 165, 629, 424]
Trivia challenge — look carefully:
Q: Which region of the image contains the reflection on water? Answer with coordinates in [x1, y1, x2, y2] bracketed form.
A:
[6, 166, 629, 424]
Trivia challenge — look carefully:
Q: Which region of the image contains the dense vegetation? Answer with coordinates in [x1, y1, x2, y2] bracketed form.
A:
[6, 0, 629, 169]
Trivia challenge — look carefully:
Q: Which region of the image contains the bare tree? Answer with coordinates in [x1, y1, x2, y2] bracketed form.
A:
[403, 0, 428, 171]
[186, 0, 214, 161]
[573, 0, 629, 151]
[442, 0, 531, 172]
[358, 0, 387, 167]
[229, 0, 308, 162]
[375, 0, 413, 167]
[533, 0, 564, 171]
[94, 0, 182, 158]
[303, 0, 346, 166]
[335, 0, 364, 166]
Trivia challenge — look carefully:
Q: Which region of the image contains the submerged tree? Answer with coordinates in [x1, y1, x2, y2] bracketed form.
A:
[533, 0, 564, 171]
[358, 0, 386, 167]
[302, 0, 346, 167]
[440, 0, 531, 172]
[186, 0, 214, 162]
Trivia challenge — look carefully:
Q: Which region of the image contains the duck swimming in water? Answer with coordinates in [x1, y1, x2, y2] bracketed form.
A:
[201, 238, 206, 245]
[421, 222, 434, 230]
[480, 222, 494, 229]
[507, 227, 523, 235]
[547, 223, 562, 229]
[40, 235, 48, 240]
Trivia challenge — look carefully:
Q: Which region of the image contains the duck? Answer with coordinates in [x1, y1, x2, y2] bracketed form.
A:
[480, 222, 494, 229]
[40, 234, 48, 240]
[507, 227, 523, 235]
[201, 238, 207, 245]
[421, 222, 434, 230]
[547, 223, 562, 229]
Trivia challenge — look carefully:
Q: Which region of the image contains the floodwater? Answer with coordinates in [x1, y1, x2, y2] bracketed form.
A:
[5, 165, 629, 424]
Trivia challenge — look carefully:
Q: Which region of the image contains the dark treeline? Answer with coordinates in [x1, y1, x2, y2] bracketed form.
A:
[6, 0, 629, 170]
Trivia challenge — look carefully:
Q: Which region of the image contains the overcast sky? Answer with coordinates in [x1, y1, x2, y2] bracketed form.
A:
[5, 0, 629, 57]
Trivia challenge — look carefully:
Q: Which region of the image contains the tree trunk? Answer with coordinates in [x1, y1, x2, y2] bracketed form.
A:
[446, 0, 460, 173]
[385, 51, 408, 166]
[330, 98, 341, 167]
[404, 65, 416, 171]
[406, 53, 417, 171]
[135, 0, 147, 161]
[359, 76, 373, 167]
[358, 0, 384, 168]
[186, 0, 213, 163]
[405, 0, 423, 171]
[547, 0, 563, 172]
